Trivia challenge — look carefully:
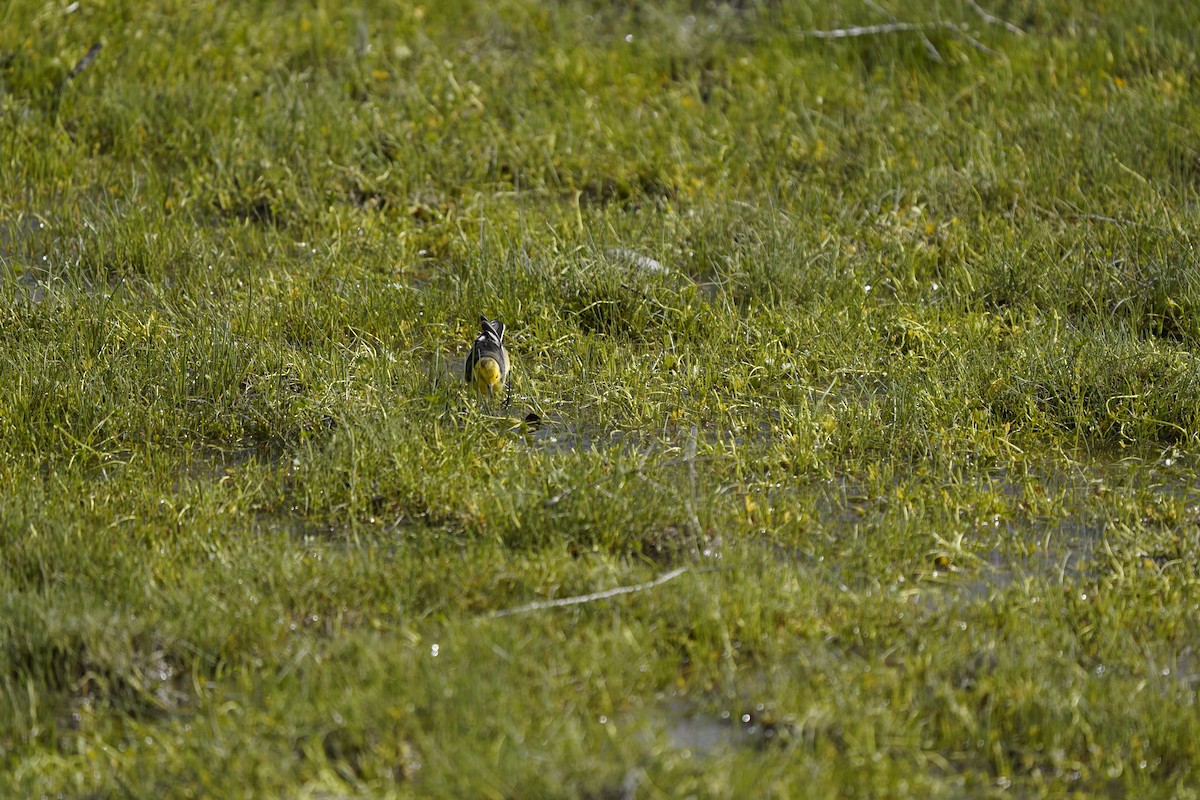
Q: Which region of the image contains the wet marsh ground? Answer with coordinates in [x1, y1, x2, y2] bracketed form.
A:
[4, 1, 1200, 796]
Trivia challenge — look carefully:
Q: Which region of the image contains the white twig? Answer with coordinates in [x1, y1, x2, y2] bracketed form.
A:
[799, 21, 937, 38]
[864, 0, 942, 61]
[486, 566, 688, 618]
[920, 33, 945, 62]
[955, 27, 1001, 57]
[797, 19, 999, 56]
[966, 0, 1025, 35]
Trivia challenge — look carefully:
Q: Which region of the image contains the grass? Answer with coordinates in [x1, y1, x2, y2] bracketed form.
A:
[3, 0, 1200, 796]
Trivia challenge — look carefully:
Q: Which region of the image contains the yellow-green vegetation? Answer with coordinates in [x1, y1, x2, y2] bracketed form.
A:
[4, 0, 1200, 796]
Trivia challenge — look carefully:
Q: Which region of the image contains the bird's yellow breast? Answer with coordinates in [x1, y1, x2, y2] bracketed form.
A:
[471, 357, 504, 393]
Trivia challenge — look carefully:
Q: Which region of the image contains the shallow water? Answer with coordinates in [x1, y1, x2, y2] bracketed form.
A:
[650, 695, 794, 758]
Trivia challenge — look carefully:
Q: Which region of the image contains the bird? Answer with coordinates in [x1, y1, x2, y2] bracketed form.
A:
[464, 316, 510, 399]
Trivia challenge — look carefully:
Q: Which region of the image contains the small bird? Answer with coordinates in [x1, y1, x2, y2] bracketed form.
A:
[464, 316, 510, 399]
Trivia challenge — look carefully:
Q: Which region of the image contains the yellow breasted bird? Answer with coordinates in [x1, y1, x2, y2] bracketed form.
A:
[465, 316, 510, 398]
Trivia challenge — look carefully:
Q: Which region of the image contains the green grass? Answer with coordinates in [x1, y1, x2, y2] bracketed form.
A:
[4, 0, 1200, 796]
